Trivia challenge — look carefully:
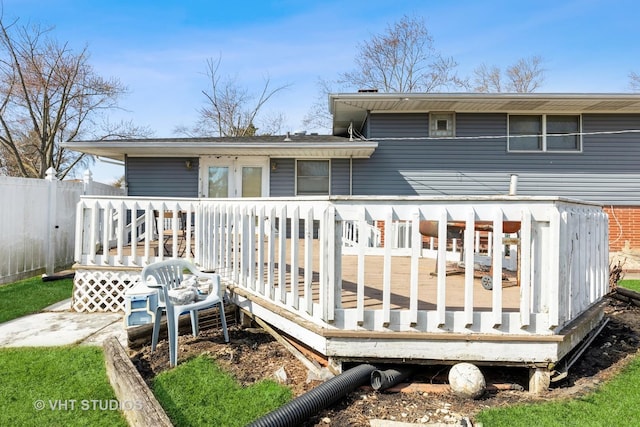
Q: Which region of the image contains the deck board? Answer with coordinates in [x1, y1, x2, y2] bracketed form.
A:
[247, 238, 519, 312]
[113, 237, 520, 312]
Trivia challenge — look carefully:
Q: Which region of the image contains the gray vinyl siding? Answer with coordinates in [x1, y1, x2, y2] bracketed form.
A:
[269, 158, 351, 196]
[269, 158, 295, 196]
[127, 157, 199, 197]
[126, 156, 350, 198]
[355, 112, 640, 204]
[331, 159, 351, 195]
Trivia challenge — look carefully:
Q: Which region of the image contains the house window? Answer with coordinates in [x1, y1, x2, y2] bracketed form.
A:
[508, 114, 581, 152]
[296, 160, 330, 195]
[429, 112, 455, 137]
[546, 115, 581, 151]
[508, 115, 541, 150]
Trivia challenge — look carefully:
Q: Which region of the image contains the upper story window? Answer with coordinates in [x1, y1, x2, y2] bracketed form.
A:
[429, 112, 455, 137]
[508, 114, 581, 152]
[296, 160, 330, 195]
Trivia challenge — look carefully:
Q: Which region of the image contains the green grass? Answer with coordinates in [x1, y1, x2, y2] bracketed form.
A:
[476, 348, 640, 426]
[153, 355, 292, 426]
[0, 346, 127, 426]
[619, 279, 640, 293]
[0, 276, 73, 323]
[475, 279, 640, 426]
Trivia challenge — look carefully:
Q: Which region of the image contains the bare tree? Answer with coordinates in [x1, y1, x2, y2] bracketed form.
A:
[472, 55, 545, 93]
[338, 15, 465, 93]
[472, 64, 503, 93]
[302, 77, 340, 133]
[507, 56, 545, 93]
[177, 56, 290, 137]
[304, 15, 464, 133]
[630, 71, 640, 92]
[0, 17, 144, 179]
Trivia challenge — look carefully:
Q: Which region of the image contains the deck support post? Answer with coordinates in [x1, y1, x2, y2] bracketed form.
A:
[239, 310, 254, 328]
[528, 367, 551, 394]
[327, 357, 343, 375]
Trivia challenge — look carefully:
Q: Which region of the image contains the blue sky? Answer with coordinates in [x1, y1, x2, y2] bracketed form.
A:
[3, 0, 640, 182]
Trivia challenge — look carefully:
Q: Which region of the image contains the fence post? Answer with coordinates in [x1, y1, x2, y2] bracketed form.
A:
[45, 167, 58, 275]
[83, 169, 93, 195]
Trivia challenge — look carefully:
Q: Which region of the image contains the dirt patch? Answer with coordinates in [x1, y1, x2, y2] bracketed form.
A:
[130, 295, 640, 426]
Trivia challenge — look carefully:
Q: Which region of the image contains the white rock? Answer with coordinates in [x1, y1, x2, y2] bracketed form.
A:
[448, 362, 486, 399]
[306, 367, 334, 383]
[273, 366, 288, 384]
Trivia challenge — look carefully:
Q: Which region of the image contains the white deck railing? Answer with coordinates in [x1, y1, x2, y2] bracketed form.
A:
[74, 195, 609, 336]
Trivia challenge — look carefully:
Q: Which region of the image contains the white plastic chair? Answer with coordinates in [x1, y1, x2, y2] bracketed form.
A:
[141, 259, 229, 366]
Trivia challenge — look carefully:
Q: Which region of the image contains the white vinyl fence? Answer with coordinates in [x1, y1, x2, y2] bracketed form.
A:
[0, 169, 123, 285]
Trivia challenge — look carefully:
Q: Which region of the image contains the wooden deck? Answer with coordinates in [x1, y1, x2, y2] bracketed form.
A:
[117, 237, 520, 313]
[80, 195, 609, 389]
[338, 253, 519, 311]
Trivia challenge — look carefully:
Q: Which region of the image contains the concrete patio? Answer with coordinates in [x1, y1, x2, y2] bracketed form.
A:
[0, 298, 127, 348]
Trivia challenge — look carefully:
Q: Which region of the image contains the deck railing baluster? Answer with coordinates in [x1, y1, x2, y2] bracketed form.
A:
[278, 205, 287, 304]
[382, 209, 393, 327]
[304, 207, 314, 316]
[436, 209, 448, 327]
[464, 208, 476, 327]
[520, 208, 532, 328]
[491, 208, 504, 327]
[409, 211, 421, 326]
[72, 196, 609, 339]
[356, 210, 367, 326]
[257, 206, 266, 295]
[290, 206, 300, 309]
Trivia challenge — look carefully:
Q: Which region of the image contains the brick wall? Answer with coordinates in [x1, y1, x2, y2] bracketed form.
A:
[603, 206, 640, 252]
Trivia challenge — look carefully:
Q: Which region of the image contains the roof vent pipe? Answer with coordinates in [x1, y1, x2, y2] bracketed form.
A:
[509, 174, 519, 196]
[284, 131, 291, 142]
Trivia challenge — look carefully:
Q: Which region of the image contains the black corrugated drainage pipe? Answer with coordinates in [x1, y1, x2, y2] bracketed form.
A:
[248, 363, 377, 427]
[370, 366, 414, 391]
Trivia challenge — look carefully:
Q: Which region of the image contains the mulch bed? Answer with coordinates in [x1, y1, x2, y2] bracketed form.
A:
[129, 294, 640, 426]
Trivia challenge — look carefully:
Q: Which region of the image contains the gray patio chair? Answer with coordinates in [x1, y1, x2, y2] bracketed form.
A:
[141, 259, 229, 366]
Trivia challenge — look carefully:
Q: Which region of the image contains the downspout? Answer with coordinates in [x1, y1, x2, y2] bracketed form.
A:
[349, 156, 353, 195]
[123, 154, 128, 196]
[248, 363, 377, 427]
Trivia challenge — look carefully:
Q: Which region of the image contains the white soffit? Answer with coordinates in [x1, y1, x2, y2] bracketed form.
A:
[330, 93, 640, 135]
[62, 140, 378, 161]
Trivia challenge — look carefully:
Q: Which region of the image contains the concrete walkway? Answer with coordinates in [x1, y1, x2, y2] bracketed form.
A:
[0, 299, 127, 348]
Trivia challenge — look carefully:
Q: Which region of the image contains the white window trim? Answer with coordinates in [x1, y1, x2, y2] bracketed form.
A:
[236, 157, 270, 197]
[295, 159, 331, 196]
[508, 114, 583, 153]
[198, 155, 269, 197]
[429, 112, 456, 138]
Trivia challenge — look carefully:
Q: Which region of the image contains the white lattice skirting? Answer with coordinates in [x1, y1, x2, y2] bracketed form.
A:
[72, 268, 141, 312]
